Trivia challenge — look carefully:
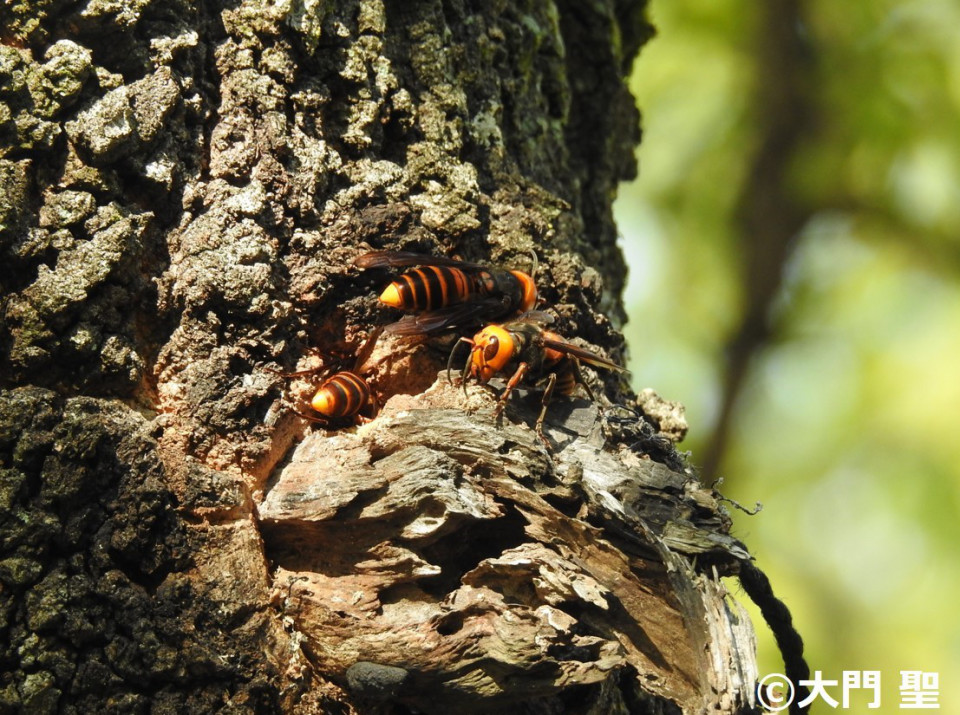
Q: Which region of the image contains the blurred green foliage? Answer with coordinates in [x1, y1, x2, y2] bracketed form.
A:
[617, 0, 960, 710]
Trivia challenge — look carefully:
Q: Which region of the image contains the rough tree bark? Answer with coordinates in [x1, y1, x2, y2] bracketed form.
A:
[1, 1, 760, 713]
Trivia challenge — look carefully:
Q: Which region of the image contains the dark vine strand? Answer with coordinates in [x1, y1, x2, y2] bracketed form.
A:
[739, 559, 812, 714]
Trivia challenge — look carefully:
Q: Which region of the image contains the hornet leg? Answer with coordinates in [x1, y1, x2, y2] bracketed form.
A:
[570, 358, 595, 400]
[535, 371, 558, 448]
[494, 362, 529, 421]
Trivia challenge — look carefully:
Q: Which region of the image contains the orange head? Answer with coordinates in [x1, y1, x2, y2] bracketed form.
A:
[510, 271, 537, 312]
[466, 324, 516, 383]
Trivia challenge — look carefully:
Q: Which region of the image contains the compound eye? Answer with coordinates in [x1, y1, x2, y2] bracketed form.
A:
[483, 336, 500, 362]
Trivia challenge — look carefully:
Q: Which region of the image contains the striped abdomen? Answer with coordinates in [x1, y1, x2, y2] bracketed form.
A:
[552, 361, 580, 396]
[378, 266, 478, 311]
[311, 372, 369, 418]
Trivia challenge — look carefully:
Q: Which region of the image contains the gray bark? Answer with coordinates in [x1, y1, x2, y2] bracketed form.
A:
[1, 0, 758, 712]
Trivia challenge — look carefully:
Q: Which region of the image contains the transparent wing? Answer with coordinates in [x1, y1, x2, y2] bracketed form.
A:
[383, 299, 511, 336]
[540, 337, 627, 372]
[509, 310, 556, 326]
[354, 250, 484, 270]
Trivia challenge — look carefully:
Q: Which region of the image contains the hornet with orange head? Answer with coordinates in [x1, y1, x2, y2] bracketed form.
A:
[449, 312, 626, 441]
[354, 250, 538, 335]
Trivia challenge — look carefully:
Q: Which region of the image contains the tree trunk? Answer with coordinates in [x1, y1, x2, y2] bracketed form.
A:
[0, 1, 759, 713]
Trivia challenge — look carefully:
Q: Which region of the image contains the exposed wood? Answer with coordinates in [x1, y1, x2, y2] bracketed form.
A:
[260, 377, 757, 712]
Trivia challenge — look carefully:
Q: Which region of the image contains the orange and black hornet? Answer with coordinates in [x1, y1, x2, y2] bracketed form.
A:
[354, 250, 537, 335]
[271, 328, 382, 426]
[449, 312, 626, 439]
[307, 371, 373, 424]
